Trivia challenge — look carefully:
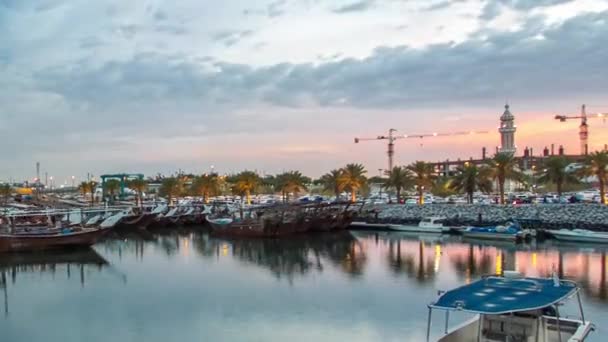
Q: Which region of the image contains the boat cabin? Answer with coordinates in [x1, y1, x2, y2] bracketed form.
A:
[419, 217, 447, 228]
[426, 273, 594, 342]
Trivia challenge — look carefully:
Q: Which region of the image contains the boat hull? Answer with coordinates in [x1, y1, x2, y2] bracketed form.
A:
[0, 228, 110, 253]
[208, 221, 267, 238]
[115, 213, 156, 230]
[462, 231, 519, 242]
[388, 224, 443, 234]
[550, 230, 608, 244]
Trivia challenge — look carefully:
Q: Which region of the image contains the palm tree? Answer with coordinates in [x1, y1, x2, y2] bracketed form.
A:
[128, 179, 148, 207]
[0, 184, 12, 205]
[430, 177, 456, 198]
[579, 151, 608, 204]
[159, 177, 183, 204]
[104, 179, 121, 202]
[486, 152, 523, 204]
[449, 163, 493, 203]
[234, 171, 260, 205]
[79, 181, 97, 205]
[538, 156, 578, 197]
[276, 171, 309, 202]
[406, 161, 436, 205]
[384, 166, 412, 203]
[339, 164, 367, 202]
[320, 169, 345, 199]
[191, 174, 220, 203]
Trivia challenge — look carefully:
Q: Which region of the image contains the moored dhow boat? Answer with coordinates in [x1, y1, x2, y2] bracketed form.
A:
[0, 225, 112, 253]
[206, 216, 267, 238]
[462, 222, 531, 243]
[0, 213, 122, 252]
[548, 228, 608, 244]
[206, 202, 361, 238]
[426, 272, 594, 342]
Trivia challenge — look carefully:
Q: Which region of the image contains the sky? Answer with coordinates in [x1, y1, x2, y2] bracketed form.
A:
[1, 0, 608, 184]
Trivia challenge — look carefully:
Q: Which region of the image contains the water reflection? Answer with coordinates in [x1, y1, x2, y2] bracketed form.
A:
[386, 239, 437, 283]
[1, 228, 608, 342]
[195, 231, 367, 280]
[353, 232, 608, 303]
[0, 248, 110, 317]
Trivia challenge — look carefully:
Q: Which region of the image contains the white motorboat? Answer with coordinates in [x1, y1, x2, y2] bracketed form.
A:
[549, 228, 608, 244]
[427, 273, 594, 342]
[388, 217, 454, 234]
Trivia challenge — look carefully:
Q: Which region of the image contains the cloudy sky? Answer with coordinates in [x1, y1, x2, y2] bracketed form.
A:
[1, 0, 608, 183]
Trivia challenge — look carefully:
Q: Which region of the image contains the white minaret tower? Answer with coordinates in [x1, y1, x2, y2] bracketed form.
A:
[499, 104, 516, 154]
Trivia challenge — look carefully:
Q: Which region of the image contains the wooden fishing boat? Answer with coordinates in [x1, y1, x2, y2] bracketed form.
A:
[207, 217, 267, 238]
[0, 227, 111, 252]
[115, 209, 157, 230]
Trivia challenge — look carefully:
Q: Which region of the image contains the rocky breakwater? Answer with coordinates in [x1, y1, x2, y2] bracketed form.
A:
[361, 204, 608, 231]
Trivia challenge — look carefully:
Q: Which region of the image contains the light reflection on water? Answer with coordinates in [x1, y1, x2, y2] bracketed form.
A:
[0, 228, 607, 341]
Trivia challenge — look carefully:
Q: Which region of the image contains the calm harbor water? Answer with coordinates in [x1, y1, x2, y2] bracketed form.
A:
[1, 229, 607, 342]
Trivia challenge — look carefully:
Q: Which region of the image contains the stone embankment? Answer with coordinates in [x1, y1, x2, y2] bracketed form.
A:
[360, 204, 608, 231]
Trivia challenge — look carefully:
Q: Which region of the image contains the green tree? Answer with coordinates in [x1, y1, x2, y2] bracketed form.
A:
[0, 184, 12, 205]
[406, 161, 436, 205]
[538, 156, 578, 197]
[579, 151, 608, 204]
[319, 169, 345, 199]
[79, 181, 97, 205]
[430, 177, 457, 198]
[159, 177, 183, 204]
[127, 179, 148, 207]
[339, 163, 367, 202]
[104, 179, 121, 202]
[276, 171, 309, 202]
[233, 171, 261, 205]
[449, 164, 493, 204]
[260, 175, 278, 194]
[191, 174, 221, 203]
[486, 152, 523, 204]
[383, 166, 413, 203]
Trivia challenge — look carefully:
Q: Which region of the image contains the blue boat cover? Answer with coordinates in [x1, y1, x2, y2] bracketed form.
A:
[430, 277, 577, 314]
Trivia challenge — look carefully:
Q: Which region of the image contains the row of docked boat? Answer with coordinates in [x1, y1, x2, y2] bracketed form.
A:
[205, 202, 362, 238]
[353, 216, 608, 244]
[0, 203, 213, 252]
[352, 217, 535, 243]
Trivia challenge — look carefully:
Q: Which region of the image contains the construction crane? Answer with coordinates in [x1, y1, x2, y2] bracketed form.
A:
[554, 104, 608, 155]
[354, 129, 489, 172]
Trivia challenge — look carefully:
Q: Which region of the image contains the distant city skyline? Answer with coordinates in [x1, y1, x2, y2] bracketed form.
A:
[1, 0, 607, 181]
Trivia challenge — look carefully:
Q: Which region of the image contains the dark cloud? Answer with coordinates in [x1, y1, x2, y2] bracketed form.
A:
[33, 10, 608, 111]
[244, 0, 288, 18]
[267, 0, 287, 17]
[116, 24, 138, 40]
[2, 9, 607, 175]
[480, 0, 576, 21]
[154, 10, 168, 21]
[423, 0, 468, 11]
[498, 0, 575, 10]
[332, 0, 374, 14]
[212, 30, 254, 47]
[155, 24, 187, 35]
